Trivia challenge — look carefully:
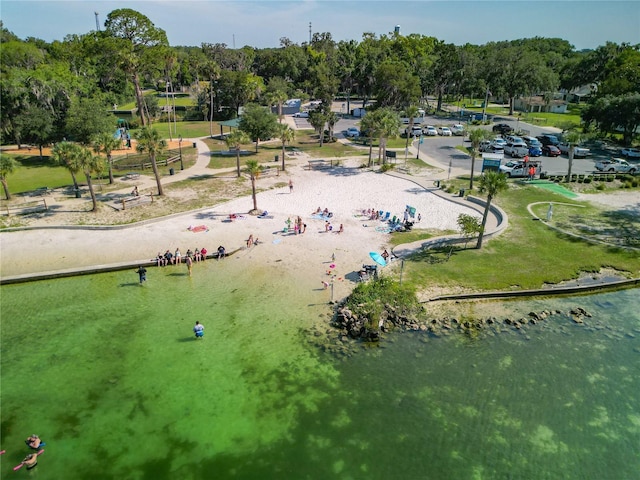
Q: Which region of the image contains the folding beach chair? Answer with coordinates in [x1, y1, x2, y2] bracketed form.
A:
[383, 212, 390, 221]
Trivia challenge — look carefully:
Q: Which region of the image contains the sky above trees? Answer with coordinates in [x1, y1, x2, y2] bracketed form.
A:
[2, 0, 639, 50]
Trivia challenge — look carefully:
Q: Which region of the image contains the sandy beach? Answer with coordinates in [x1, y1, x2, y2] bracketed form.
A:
[0, 157, 480, 293]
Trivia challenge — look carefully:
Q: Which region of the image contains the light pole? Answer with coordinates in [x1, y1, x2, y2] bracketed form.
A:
[179, 136, 184, 170]
[416, 135, 423, 159]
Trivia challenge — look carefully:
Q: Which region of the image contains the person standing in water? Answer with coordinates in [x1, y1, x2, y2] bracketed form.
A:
[185, 255, 193, 276]
[193, 321, 204, 338]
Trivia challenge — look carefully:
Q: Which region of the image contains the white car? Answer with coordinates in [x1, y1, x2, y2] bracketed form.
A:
[595, 158, 638, 173]
[493, 137, 507, 147]
[423, 126, 438, 136]
[345, 127, 360, 138]
[621, 147, 640, 158]
[450, 124, 465, 136]
[438, 126, 452, 136]
[294, 111, 309, 118]
[557, 143, 590, 158]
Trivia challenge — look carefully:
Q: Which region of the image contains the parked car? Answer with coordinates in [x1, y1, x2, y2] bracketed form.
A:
[404, 125, 423, 137]
[542, 145, 561, 157]
[505, 135, 524, 144]
[557, 143, 591, 158]
[504, 141, 530, 158]
[423, 126, 438, 136]
[294, 111, 309, 118]
[450, 124, 466, 136]
[528, 146, 543, 157]
[345, 127, 360, 138]
[595, 158, 638, 173]
[536, 134, 560, 146]
[479, 140, 503, 153]
[492, 123, 513, 134]
[492, 137, 507, 148]
[438, 126, 452, 136]
[522, 136, 543, 148]
[621, 147, 640, 158]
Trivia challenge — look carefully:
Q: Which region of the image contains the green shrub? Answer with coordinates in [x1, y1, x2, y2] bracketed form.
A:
[595, 183, 606, 190]
[380, 163, 394, 172]
[583, 177, 592, 184]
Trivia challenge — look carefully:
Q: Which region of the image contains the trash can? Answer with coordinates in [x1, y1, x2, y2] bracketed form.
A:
[459, 189, 465, 197]
[74, 189, 81, 198]
[192, 142, 197, 148]
[169, 168, 175, 175]
[274, 155, 279, 163]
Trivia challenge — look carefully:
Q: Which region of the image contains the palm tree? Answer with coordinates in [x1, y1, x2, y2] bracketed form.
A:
[224, 130, 251, 178]
[245, 159, 261, 212]
[0, 155, 17, 200]
[51, 141, 82, 191]
[563, 130, 582, 183]
[360, 112, 381, 167]
[467, 128, 493, 190]
[92, 132, 122, 184]
[266, 89, 288, 123]
[375, 108, 401, 165]
[326, 111, 339, 142]
[136, 126, 167, 196]
[275, 123, 295, 171]
[308, 110, 328, 147]
[476, 170, 508, 249]
[75, 147, 105, 212]
[404, 105, 420, 160]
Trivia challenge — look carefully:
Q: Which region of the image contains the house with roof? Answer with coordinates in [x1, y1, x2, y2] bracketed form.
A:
[514, 95, 568, 114]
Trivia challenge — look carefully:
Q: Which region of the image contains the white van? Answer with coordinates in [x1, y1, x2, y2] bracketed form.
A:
[504, 141, 529, 158]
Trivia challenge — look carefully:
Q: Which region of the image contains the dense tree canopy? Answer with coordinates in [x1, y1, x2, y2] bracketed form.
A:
[1, 11, 638, 148]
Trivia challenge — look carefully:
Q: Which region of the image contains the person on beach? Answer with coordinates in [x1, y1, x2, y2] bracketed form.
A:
[337, 224, 344, 234]
[247, 235, 254, 248]
[289, 179, 293, 193]
[174, 248, 182, 264]
[135, 266, 147, 283]
[217, 245, 226, 259]
[164, 250, 174, 265]
[193, 321, 204, 338]
[185, 255, 193, 276]
[131, 186, 139, 196]
[194, 248, 202, 262]
[381, 250, 389, 262]
[201, 247, 208, 260]
[156, 252, 166, 267]
[325, 221, 330, 232]
[417, 213, 422, 223]
[302, 223, 307, 233]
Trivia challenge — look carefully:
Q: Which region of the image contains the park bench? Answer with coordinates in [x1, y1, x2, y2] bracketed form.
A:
[2, 199, 48, 216]
[123, 172, 140, 181]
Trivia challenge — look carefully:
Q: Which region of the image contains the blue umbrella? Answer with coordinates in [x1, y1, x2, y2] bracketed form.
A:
[369, 251, 386, 267]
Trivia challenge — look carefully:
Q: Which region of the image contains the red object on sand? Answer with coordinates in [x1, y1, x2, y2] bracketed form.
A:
[189, 225, 209, 233]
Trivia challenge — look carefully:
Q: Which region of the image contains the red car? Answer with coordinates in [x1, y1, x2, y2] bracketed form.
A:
[542, 145, 561, 157]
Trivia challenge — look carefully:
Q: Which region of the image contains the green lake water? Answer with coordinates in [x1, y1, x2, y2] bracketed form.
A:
[1, 259, 639, 480]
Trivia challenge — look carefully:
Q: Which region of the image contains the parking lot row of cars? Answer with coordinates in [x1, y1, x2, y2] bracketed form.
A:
[404, 124, 466, 138]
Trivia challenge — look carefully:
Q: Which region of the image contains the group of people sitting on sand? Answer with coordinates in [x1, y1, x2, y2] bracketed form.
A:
[156, 247, 208, 266]
[246, 235, 260, 247]
[363, 208, 384, 220]
[313, 207, 333, 218]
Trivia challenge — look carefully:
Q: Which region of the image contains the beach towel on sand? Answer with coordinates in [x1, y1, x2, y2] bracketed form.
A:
[188, 225, 209, 233]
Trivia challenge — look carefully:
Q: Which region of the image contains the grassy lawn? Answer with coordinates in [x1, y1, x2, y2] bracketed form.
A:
[0, 155, 73, 193]
[403, 182, 640, 291]
[202, 130, 366, 169]
[131, 121, 224, 139]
